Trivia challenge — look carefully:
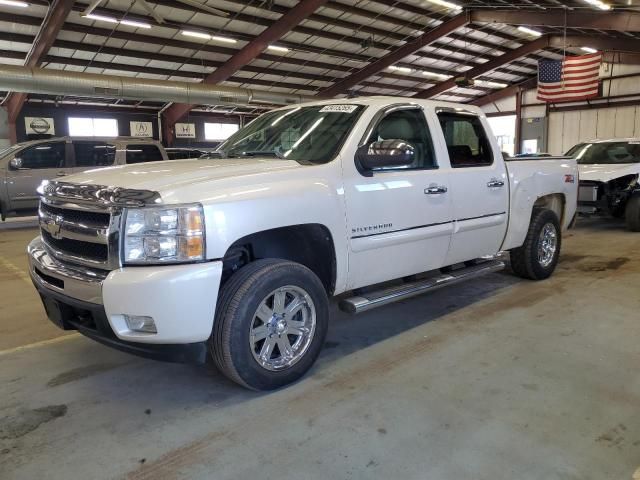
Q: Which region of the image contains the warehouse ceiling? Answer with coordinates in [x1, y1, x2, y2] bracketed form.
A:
[1, 0, 639, 115]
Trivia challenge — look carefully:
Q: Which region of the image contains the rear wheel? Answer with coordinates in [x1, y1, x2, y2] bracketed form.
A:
[625, 196, 640, 231]
[211, 259, 328, 390]
[510, 209, 561, 280]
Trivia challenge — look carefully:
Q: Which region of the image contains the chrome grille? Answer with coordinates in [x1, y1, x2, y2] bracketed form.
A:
[37, 180, 162, 271]
[40, 202, 110, 226]
[39, 201, 121, 270]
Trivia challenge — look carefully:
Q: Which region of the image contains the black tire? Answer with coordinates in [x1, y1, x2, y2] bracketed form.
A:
[625, 196, 640, 232]
[211, 259, 328, 391]
[509, 209, 561, 280]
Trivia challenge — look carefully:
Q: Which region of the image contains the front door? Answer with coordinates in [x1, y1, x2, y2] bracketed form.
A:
[6, 141, 70, 212]
[343, 105, 454, 290]
[435, 109, 509, 265]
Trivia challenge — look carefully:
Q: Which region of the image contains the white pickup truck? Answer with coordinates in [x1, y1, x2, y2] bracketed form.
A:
[28, 97, 578, 390]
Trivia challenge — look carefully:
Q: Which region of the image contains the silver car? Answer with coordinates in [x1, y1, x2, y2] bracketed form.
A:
[0, 137, 168, 220]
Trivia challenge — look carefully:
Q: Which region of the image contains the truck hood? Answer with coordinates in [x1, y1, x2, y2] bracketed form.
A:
[578, 163, 640, 183]
[61, 158, 304, 193]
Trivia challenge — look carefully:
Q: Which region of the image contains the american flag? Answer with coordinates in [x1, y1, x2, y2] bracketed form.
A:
[537, 52, 602, 103]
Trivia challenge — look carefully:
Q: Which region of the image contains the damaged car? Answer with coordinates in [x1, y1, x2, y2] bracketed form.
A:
[568, 138, 640, 231]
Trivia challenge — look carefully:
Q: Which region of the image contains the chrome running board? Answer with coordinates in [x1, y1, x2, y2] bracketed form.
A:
[339, 260, 505, 314]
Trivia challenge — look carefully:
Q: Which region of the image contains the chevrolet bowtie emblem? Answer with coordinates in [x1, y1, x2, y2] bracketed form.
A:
[42, 214, 64, 240]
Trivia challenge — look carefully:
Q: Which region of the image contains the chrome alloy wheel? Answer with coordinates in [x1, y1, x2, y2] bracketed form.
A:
[537, 222, 558, 268]
[249, 286, 317, 371]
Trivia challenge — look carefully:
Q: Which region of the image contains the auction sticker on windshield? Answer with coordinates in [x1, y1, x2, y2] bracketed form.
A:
[319, 105, 359, 113]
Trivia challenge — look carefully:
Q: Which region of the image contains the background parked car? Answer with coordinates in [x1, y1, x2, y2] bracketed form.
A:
[567, 138, 640, 230]
[0, 137, 168, 220]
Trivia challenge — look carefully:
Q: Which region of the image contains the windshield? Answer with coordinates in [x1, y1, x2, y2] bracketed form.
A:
[217, 105, 365, 164]
[567, 141, 640, 164]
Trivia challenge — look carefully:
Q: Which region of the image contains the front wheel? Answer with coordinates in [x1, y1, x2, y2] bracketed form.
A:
[625, 196, 640, 231]
[510, 209, 561, 280]
[211, 259, 328, 390]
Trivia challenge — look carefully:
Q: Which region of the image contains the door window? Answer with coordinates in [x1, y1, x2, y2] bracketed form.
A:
[437, 112, 493, 167]
[73, 142, 116, 167]
[126, 145, 164, 164]
[364, 108, 437, 169]
[15, 142, 66, 169]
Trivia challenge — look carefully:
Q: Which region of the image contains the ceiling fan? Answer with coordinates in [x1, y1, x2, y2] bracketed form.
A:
[82, 0, 229, 24]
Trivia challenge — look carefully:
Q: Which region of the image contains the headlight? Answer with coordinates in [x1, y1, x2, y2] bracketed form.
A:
[123, 204, 205, 264]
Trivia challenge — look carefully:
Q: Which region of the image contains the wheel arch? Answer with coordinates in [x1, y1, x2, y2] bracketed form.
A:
[502, 192, 567, 251]
[220, 223, 337, 295]
[533, 193, 566, 225]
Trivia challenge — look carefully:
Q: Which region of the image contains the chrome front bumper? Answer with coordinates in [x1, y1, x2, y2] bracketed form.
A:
[27, 237, 106, 305]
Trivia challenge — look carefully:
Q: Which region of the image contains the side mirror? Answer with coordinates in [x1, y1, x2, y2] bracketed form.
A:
[355, 139, 415, 171]
[9, 158, 23, 170]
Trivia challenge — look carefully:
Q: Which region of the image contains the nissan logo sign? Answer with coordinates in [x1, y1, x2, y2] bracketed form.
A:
[29, 118, 51, 134]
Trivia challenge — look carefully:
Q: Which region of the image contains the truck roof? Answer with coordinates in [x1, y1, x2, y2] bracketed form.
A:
[270, 96, 485, 115]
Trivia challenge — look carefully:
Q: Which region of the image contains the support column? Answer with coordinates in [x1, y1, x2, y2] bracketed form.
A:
[515, 87, 523, 155]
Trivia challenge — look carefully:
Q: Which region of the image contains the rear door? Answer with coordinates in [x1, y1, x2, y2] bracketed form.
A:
[435, 108, 509, 265]
[70, 140, 117, 173]
[5, 141, 70, 212]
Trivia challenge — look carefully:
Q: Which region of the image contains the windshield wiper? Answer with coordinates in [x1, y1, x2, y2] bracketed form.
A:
[227, 150, 285, 159]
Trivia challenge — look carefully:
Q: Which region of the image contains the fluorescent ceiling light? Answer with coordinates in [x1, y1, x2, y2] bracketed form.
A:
[517, 26, 542, 37]
[0, 0, 29, 7]
[182, 30, 211, 39]
[581, 47, 598, 54]
[426, 0, 462, 10]
[388, 65, 413, 74]
[84, 13, 118, 23]
[267, 45, 289, 53]
[584, 0, 611, 9]
[120, 19, 152, 28]
[422, 71, 451, 80]
[475, 80, 508, 89]
[210, 35, 237, 44]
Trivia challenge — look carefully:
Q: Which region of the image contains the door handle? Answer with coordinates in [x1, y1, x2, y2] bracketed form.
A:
[425, 185, 448, 195]
[56, 171, 67, 177]
[487, 178, 505, 188]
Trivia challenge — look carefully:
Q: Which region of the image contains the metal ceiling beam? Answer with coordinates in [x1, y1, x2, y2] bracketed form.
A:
[4, 0, 74, 143]
[144, 0, 515, 59]
[603, 52, 640, 65]
[72, 0, 538, 80]
[258, 1, 541, 75]
[338, 0, 521, 44]
[0, 32, 482, 100]
[320, 13, 469, 97]
[1, 10, 536, 90]
[413, 35, 551, 98]
[470, 77, 538, 106]
[161, 0, 329, 143]
[550, 35, 640, 52]
[470, 9, 640, 32]
[470, 35, 640, 105]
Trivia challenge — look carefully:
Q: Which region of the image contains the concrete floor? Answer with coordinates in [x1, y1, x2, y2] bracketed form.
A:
[1, 218, 639, 480]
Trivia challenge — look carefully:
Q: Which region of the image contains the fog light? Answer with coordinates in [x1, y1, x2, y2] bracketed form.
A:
[124, 315, 157, 333]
